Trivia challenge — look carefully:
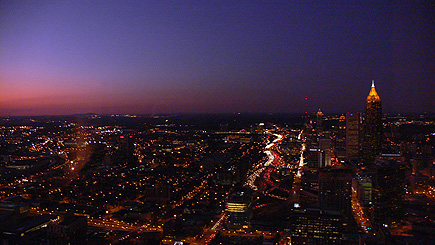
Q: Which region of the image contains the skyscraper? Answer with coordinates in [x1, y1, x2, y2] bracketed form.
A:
[319, 167, 353, 217]
[362, 81, 382, 164]
[316, 109, 324, 133]
[346, 112, 360, 160]
[338, 115, 346, 138]
[371, 159, 406, 225]
[225, 187, 253, 229]
[318, 138, 332, 168]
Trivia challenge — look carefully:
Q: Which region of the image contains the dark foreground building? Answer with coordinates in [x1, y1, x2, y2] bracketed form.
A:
[47, 213, 87, 245]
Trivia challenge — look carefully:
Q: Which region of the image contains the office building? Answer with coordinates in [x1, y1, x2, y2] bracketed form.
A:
[319, 167, 353, 217]
[316, 109, 324, 133]
[362, 81, 382, 165]
[371, 159, 406, 225]
[318, 138, 332, 168]
[225, 187, 253, 229]
[346, 112, 360, 160]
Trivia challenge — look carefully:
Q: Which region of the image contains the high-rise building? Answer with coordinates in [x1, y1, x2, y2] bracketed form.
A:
[318, 138, 332, 168]
[338, 115, 346, 138]
[346, 112, 360, 160]
[362, 81, 382, 164]
[319, 167, 353, 218]
[289, 209, 344, 244]
[116, 130, 137, 166]
[316, 109, 324, 133]
[371, 159, 406, 225]
[225, 187, 253, 229]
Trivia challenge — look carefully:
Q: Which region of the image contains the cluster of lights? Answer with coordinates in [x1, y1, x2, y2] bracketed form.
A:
[211, 213, 228, 230]
[245, 131, 289, 194]
[351, 189, 374, 234]
[245, 150, 274, 191]
[296, 142, 306, 178]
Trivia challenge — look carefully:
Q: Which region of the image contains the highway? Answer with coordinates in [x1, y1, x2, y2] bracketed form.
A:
[245, 132, 283, 191]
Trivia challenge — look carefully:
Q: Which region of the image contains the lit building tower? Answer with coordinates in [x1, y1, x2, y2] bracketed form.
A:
[362, 80, 382, 165]
[318, 138, 332, 168]
[316, 109, 324, 133]
[225, 187, 253, 229]
[338, 115, 346, 139]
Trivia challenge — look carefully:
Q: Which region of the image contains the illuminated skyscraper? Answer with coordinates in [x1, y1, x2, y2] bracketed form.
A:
[338, 115, 346, 138]
[362, 81, 382, 164]
[225, 187, 253, 229]
[316, 108, 324, 134]
[318, 138, 332, 168]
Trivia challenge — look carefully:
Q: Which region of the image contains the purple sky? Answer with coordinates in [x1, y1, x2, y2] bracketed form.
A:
[1, 1, 434, 116]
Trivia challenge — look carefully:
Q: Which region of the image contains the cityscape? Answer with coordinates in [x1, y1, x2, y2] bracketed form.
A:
[1, 83, 435, 244]
[1, 1, 435, 245]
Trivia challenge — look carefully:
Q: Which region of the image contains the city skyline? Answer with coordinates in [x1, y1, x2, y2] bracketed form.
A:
[1, 1, 434, 116]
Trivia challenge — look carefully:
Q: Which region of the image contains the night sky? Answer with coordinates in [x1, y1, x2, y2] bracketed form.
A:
[1, 1, 434, 116]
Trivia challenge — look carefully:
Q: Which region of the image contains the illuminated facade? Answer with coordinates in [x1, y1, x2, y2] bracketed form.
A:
[289, 209, 343, 244]
[339, 115, 346, 138]
[318, 138, 332, 168]
[316, 109, 324, 133]
[362, 81, 382, 164]
[225, 187, 252, 228]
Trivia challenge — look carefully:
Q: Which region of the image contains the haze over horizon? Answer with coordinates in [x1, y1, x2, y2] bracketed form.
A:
[1, 1, 434, 116]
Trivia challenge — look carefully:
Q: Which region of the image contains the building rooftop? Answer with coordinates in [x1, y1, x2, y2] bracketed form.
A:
[367, 80, 381, 102]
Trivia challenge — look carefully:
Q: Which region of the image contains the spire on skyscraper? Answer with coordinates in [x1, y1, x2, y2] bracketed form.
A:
[362, 80, 383, 165]
[367, 80, 381, 102]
